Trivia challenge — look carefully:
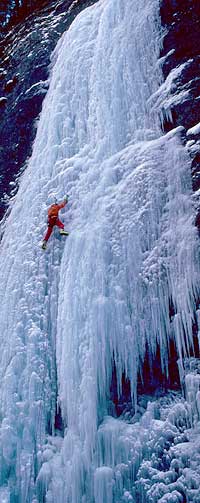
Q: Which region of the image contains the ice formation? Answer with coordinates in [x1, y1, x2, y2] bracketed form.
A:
[0, 0, 199, 501]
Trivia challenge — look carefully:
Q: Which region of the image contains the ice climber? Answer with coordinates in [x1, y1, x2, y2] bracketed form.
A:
[42, 195, 69, 250]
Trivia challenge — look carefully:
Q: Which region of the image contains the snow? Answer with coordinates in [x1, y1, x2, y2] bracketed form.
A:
[156, 49, 175, 70]
[0, 97, 7, 104]
[0, 0, 199, 501]
[187, 122, 200, 137]
[25, 81, 49, 96]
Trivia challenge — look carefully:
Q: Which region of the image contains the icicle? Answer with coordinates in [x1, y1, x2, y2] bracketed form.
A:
[94, 467, 114, 503]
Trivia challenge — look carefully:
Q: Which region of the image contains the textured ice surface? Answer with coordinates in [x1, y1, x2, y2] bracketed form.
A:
[0, 0, 199, 501]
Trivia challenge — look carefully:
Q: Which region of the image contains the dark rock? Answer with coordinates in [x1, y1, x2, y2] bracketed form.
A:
[160, 1, 200, 131]
[160, 0, 200, 232]
[4, 75, 19, 92]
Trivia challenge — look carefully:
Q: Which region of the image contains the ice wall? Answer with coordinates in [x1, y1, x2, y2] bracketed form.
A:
[0, 0, 199, 501]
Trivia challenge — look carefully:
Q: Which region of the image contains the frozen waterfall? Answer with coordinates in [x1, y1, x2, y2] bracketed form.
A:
[0, 0, 199, 501]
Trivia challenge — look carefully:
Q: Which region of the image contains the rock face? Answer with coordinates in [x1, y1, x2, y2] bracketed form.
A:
[160, 1, 200, 129]
[0, 0, 98, 221]
[0, 0, 52, 28]
[160, 0, 200, 230]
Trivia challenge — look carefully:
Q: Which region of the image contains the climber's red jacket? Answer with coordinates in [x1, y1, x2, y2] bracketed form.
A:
[48, 201, 66, 219]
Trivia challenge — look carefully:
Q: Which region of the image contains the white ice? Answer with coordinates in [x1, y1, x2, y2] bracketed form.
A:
[0, 0, 199, 501]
